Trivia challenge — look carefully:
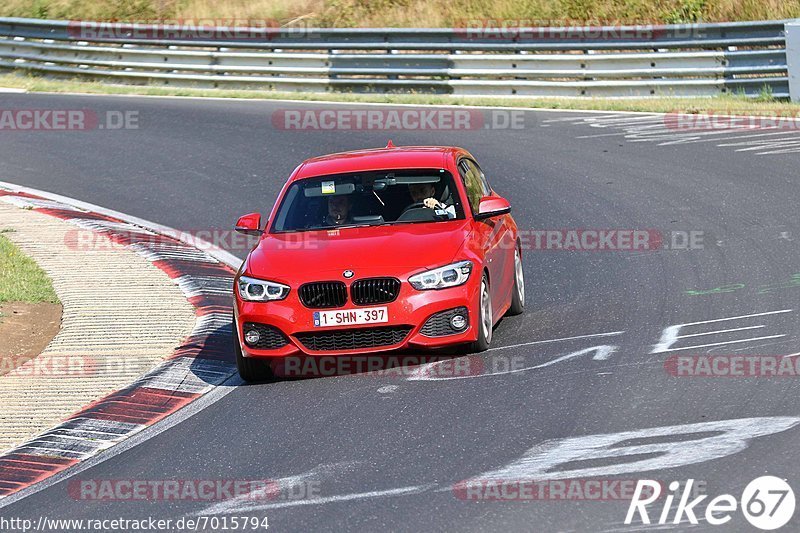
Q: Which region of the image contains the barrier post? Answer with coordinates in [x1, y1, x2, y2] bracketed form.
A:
[787, 21, 800, 102]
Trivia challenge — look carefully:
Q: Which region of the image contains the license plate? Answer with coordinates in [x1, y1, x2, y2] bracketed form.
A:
[313, 307, 388, 328]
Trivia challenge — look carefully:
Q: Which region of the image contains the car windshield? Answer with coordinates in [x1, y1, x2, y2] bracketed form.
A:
[270, 169, 465, 233]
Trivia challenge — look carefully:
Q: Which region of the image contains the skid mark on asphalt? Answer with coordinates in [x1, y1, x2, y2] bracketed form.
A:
[197, 485, 436, 514]
[194, 462, 424, 515]
[544, 113, 800, 156]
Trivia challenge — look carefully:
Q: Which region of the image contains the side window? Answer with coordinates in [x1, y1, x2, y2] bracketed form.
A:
[472, 161, 492, 196]
[458, 159, 483, 214]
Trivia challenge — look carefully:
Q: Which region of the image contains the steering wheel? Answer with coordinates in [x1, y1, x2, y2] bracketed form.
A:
[400, 201, 427, 216]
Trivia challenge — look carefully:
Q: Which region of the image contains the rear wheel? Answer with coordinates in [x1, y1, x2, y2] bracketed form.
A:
[234, 320, 273, 382]
[507, 248, 525, 316]
[469, 273, 493, 352]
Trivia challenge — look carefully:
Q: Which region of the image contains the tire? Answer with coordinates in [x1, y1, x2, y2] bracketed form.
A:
[234, 320, 273, 382]
[469, 272, 493, 352]
[507, 248, 525, 316]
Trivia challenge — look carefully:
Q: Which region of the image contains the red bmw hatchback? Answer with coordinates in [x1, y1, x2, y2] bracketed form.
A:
[233, 144, 524, 381]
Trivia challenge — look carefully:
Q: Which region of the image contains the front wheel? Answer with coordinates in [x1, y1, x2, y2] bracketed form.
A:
[507, 248, 525, 316]
[233, 320, 273, 382]
[469, 273, 493, 352]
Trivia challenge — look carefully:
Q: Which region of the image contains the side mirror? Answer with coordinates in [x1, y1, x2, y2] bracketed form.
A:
[235, 213, 263, 235]
[474, 197, 511, 221]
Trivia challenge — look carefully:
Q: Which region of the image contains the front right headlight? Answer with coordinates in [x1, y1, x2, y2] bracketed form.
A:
[237, 275, 290, 301]
[409, 261, 473, 290]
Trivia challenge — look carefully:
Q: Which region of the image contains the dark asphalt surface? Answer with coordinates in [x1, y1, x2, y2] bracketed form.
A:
[1, 93, 799, 532]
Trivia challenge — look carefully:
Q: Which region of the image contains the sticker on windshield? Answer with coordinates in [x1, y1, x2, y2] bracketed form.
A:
[321, 181, 336, 194]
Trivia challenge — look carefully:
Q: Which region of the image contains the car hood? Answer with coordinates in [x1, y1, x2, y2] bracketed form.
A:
[246, 220, 473, 280]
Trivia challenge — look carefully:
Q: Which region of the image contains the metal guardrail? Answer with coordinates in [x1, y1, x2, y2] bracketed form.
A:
[0, 17, 792, 98]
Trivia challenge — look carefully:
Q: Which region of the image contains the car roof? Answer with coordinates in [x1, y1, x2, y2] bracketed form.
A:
[292, 145, 467, 181]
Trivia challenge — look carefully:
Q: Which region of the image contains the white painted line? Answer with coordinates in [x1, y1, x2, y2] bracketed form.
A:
[567, 114, 800, 156]
[652, 310, 792, 354]
[410, 344, 620, 381]
[1, 196, 83, 211]
[731, 136, 800, 146]
[69, 218, 156, 235]
[407, 332, 625, 381]
[32, 90, 665, 116]
[542, 113, 658, 124]
[486, 331, 625, 352]
[656, 128, 781, 145]
[676, 309, 792, 327]
[532, 345, 616, 368]
[757, 147, 800, 155]
[675, 324, 765, 340]
[576, 132, 628, 139]
[656, 130, 799, 146]
[662, 334, 786, 352]
[35, 88, 790, 125]
[198, 462, 361, 515]
[735, 141, 800, 152]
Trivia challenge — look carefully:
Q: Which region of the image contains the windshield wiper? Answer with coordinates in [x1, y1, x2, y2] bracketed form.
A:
[325, 223, 376, 230]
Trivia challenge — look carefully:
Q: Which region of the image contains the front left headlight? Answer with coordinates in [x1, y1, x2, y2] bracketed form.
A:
[409, 260, 473, 290]
[237, 275, 290, 301]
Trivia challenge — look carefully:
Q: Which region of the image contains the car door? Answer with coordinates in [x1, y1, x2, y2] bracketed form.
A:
[458, 158, 511, 316]
[472, 159, 516, 309]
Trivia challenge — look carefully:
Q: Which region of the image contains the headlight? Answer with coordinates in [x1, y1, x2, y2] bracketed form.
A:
[237, 275, 290, 301]
[409, 261, 473, 290]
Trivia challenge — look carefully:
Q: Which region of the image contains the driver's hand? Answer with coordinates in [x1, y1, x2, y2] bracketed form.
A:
[423, 198, 440, 209]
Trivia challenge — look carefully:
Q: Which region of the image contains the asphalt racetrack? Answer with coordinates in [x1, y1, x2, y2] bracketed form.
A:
[1, 93, 799, 531]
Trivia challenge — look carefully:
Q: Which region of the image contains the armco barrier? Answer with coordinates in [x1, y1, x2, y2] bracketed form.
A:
[787, 21, 800, 101]
[0, 17, 794, 98]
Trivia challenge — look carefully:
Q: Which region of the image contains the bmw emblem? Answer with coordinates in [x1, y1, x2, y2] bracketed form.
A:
[343, 270, 354, 279]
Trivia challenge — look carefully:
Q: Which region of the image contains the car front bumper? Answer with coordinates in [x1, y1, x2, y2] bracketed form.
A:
[235, 278, 480, 359]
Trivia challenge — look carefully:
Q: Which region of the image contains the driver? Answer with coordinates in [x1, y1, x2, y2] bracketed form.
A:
[408, 183, 456, 219]
[324, 195, 353, 226]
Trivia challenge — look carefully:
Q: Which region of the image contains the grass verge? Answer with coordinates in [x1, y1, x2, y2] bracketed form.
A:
[0, 0, 798, 27]
[0, 232, 59, 304]
[2, 72, 800, 116]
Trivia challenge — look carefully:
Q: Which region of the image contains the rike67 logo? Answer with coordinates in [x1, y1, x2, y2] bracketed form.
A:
[626, 476, 795, 530]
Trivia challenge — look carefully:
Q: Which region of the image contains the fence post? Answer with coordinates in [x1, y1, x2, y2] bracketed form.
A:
[787, 21, 800, 102]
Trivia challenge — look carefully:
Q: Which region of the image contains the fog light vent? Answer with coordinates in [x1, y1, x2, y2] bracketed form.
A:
[421, 307, 469, 337]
